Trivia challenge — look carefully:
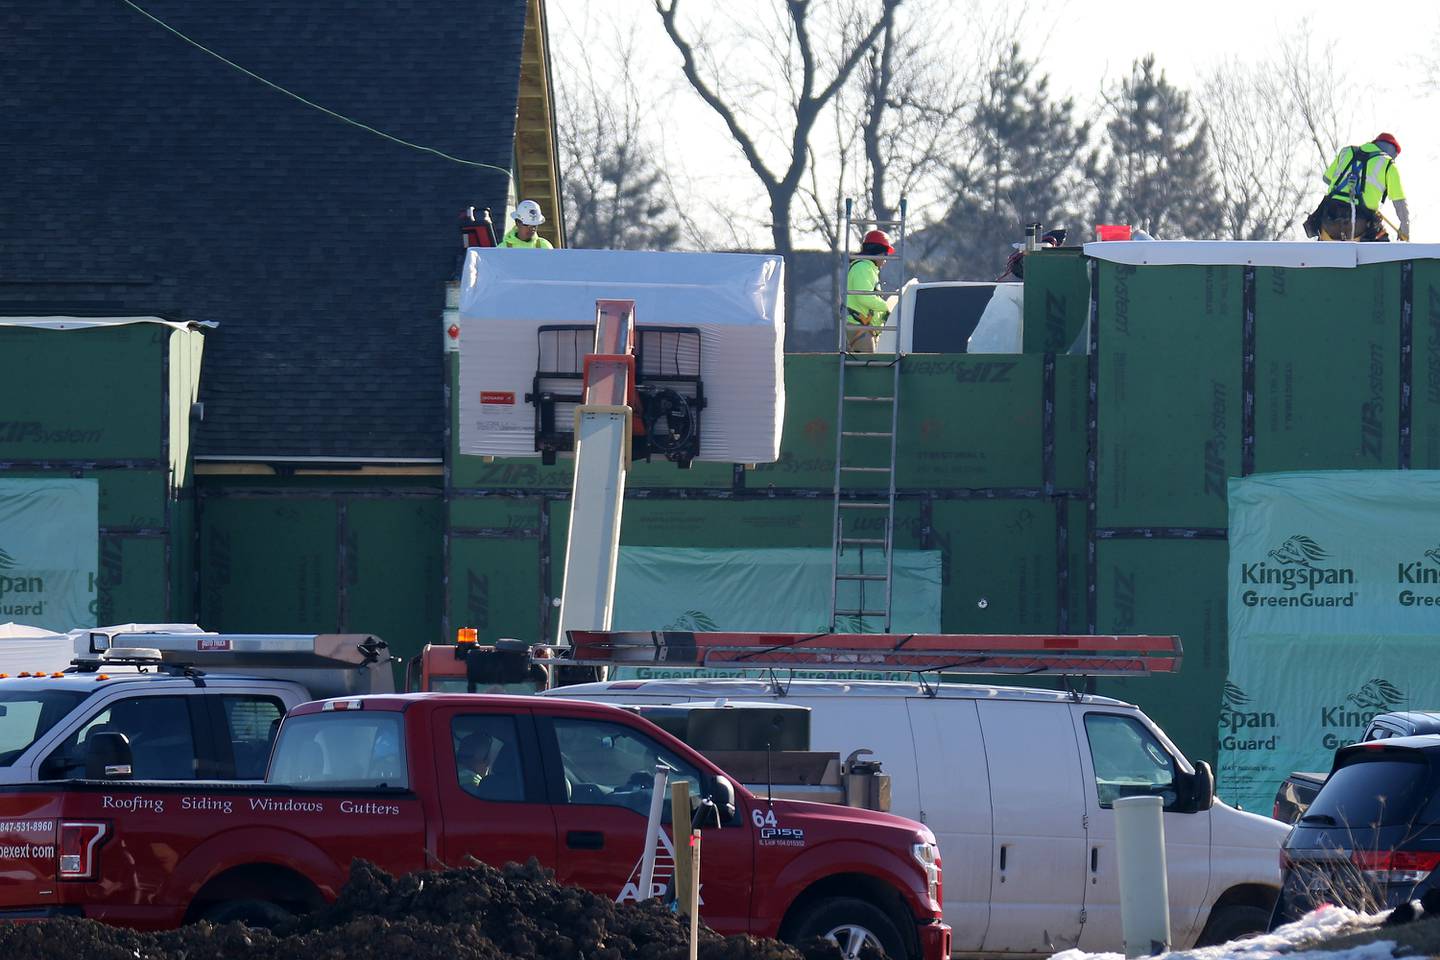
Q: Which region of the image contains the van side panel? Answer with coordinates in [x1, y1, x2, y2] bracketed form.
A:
[976, 700, 1087, 954]
[906, 698, 990, 952]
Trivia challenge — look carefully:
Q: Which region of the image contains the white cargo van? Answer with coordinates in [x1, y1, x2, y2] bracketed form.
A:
[542, 678, 1286, 955]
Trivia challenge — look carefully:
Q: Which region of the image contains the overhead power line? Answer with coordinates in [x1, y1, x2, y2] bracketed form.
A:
[118, 0, 514, 178]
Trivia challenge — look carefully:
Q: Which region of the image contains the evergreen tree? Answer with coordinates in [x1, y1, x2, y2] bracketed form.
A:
[1089, 56, 1224, 239]
[921, 44, 1090, 279]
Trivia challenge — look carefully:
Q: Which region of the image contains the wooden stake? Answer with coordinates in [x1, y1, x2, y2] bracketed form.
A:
[671, 781, 693, 913]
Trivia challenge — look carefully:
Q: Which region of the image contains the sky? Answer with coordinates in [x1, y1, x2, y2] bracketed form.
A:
[550, 0, 1440, 248]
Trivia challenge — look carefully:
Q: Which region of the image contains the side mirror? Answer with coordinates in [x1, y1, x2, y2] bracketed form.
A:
[707, 775, 736, 825]
[85, 732, 134, 780]
[1192, 760, 1216, 811]
[692, 797, 723, 831]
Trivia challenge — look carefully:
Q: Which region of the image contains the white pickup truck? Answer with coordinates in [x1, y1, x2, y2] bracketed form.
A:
[0, 625, 392, 784]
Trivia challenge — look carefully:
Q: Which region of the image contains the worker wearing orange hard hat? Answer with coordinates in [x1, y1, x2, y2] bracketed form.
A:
[1307, 133, 1409, 241]
[845, 229, 894, 354]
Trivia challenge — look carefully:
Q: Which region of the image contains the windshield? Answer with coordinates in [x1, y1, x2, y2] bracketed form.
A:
[268, 712, 408, 789]
[0, 690, 87, 766]
[429, 676, 543, 695]
[1306, 757, 1431, 829]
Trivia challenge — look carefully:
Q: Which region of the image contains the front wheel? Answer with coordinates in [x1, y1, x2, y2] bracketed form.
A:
[788, 897, 907, 960]
[200, 898, 294, 929]
[1195, 904, 1270, 946]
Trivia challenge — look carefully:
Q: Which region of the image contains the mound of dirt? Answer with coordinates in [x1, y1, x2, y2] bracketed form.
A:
[0, 859, 863, 960]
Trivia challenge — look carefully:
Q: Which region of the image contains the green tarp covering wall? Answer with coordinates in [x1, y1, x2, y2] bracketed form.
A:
[0, 478, 98, 629]
[1220, 471, 1440, 812]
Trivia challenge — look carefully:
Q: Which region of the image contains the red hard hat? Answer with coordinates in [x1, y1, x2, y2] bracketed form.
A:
[862, 229, 894, 254]
[1375, 133, 1401, 155]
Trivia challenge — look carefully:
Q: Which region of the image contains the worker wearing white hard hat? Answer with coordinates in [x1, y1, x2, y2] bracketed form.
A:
[501, 199, 554, 249]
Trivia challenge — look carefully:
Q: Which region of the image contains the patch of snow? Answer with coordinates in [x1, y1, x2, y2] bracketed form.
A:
[1049, 905, 1392, 960]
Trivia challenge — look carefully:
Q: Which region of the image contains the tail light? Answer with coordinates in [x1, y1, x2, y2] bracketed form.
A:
[58, 821, 108, 880]
[1351, 849, 1440, 885]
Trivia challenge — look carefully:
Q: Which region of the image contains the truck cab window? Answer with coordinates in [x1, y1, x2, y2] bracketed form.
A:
[269, 713, 407, 788]
[1083, 713, 1177, 808]
[220, 695, 286, 779]
[0, 691, 85, 767]
[45, 696, 197, 780]
[552, 718, 701, 819]
[451, 715, 525, 802]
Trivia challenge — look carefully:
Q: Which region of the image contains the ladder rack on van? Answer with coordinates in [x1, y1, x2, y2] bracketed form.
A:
[548, 631, 1181, 677]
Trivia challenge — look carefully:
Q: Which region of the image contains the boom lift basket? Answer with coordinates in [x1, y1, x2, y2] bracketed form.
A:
[546, 630, 1182, 678]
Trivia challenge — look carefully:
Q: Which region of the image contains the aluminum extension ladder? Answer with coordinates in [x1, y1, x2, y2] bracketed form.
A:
[829, 197, 907, 632]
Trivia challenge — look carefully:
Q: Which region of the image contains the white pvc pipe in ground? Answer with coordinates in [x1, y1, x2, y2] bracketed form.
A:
[1114, 795, 1171, 957]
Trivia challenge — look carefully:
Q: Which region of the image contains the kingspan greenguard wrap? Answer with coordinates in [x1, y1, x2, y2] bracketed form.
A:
[0, 478, 98, 630]
[612, 546, 940, 634]
[1221, 471, 1440, 812]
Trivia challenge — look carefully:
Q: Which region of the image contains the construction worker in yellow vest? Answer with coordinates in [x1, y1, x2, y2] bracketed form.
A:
[1311, 134, 1409, 242]
[501, 199, 554, 248]
[846, 230, 894, 353]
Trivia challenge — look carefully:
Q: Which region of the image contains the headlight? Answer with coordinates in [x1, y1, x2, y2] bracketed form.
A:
[912, 841, 941, 906]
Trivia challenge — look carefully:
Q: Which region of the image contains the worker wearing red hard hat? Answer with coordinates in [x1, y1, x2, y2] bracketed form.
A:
[1307, 133, 1409, 241]
[845, 229, 894, 354]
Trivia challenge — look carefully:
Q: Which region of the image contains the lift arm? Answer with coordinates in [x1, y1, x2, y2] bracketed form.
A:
[554, 300, 639, 643]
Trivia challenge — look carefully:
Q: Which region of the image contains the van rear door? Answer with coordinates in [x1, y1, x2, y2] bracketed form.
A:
[976, 699, 1087, 953]
[906, 697, 990, 952]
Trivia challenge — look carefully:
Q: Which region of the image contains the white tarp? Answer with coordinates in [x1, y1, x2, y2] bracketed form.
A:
[1083, 240, 1440, 268]
[0, 624, 73, 674]
[0, 316, 212, 331]
[0, 479, 97, 632]
[457, 249, 785, 464]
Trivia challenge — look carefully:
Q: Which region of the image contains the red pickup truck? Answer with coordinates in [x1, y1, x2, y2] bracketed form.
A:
[0, 694, 950, 960]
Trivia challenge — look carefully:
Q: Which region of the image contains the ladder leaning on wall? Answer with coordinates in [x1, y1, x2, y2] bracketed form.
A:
[829, 197, 908, 633]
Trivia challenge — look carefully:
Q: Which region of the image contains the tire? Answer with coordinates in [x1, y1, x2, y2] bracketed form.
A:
[200, 898, 294, 929]
[1195, 904, 1271, 947]
[788, 897, 908, 960]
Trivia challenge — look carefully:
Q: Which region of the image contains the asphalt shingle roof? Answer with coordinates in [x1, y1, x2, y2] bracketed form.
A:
[0, 0, 526, 459]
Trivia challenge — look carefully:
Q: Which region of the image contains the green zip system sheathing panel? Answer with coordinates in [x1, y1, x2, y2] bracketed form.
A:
[447, 497, 543, 648]
[346, 499, 444, 664]
[1023, 248, 1090, 353]
[1093, 538, 1228, 766]
[200, 498, 340, 633]
[932, 500, 1061, 634]
[0, 326, 163, 461]
[1413, 262, 1440, 468]
[1254, 264, 1401, 473]
[1096, 264, 1243, 529]
[199, 491, 444, 665]
[97, 534, 167, 625]
[449, 354, 1086, 495]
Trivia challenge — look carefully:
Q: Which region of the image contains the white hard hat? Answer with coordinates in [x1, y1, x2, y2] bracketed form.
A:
[514, 199, 545, 227]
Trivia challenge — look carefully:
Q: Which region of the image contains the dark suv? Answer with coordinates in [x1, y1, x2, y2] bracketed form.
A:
[1272, 736, 1440, 927]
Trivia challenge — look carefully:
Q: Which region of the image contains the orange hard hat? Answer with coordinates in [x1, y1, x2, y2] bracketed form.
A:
[861, 229, 894, 254]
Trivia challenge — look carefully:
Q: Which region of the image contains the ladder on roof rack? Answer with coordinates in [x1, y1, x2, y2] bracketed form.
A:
[832, 197, 908, 633]
[547, 630, 1183, 678]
